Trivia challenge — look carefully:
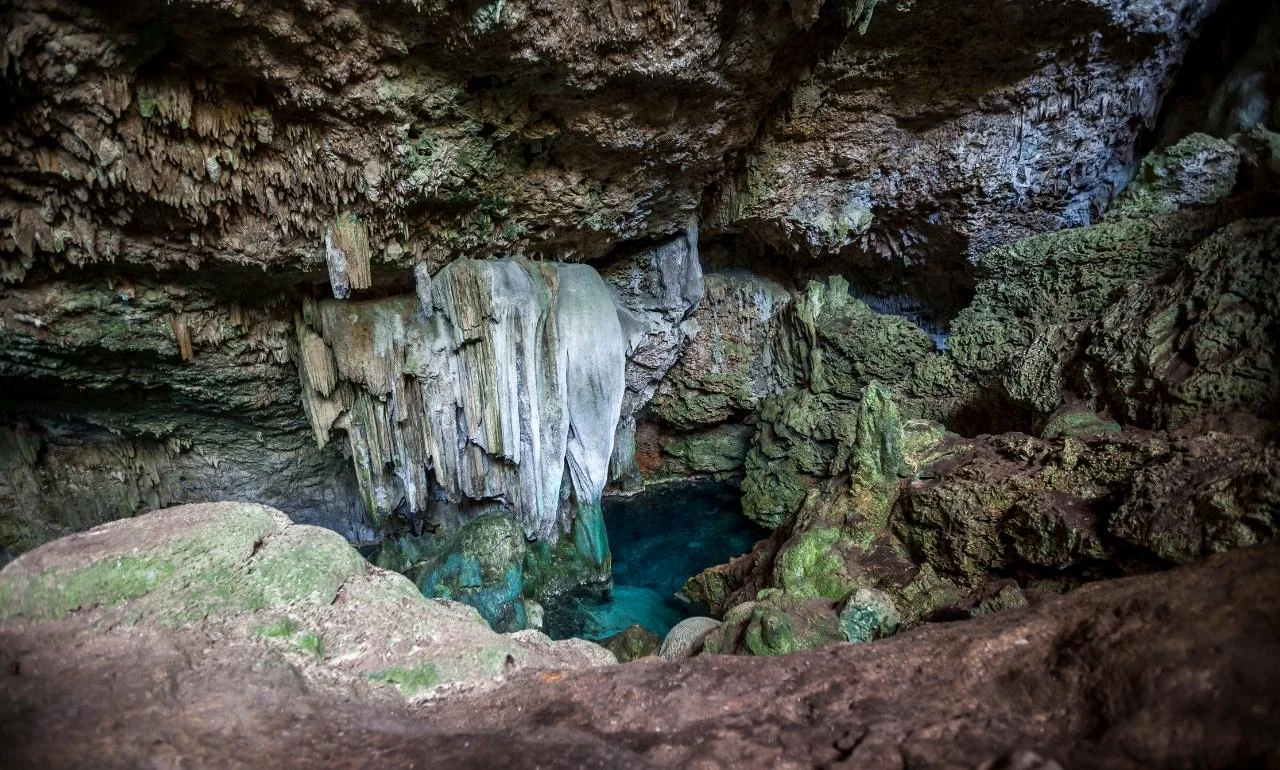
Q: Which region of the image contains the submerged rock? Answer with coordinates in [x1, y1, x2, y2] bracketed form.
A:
[408, 513, 530, 633]
[838, 587, 901, 643]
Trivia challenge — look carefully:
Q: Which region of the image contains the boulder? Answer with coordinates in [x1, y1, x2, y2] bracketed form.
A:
[658, 616, 723, 661]
[0, 502, 613, 702]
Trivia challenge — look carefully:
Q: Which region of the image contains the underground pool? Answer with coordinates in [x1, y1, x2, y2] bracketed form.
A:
[544, 482, 768, 641]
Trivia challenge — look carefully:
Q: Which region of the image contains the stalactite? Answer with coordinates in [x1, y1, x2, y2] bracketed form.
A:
[171, 314, 194, 361]
[294, 258, 626, 545]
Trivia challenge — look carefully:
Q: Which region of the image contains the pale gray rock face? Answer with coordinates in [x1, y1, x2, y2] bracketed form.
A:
[297, 258, 626, 544]
[603, 221, 706, 481]
[709, 0, 1225, 267]
[650, 270, 796, 430]
[658, 616, 722, 661]
[604, 221, 706, 419]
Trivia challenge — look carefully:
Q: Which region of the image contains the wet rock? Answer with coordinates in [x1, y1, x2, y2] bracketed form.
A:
[408, 513, 530, 633]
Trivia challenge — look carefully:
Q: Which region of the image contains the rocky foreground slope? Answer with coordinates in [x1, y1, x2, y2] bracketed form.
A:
[1, 506, 1276, 768]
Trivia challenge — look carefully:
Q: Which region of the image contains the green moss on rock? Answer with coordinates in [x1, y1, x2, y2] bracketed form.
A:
[367, 664, 441, 696]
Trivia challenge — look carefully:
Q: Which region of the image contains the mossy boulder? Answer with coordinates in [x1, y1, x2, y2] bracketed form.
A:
[792, 276, 937, 400]
[1109, 435, 1280, 563]
[602, 624, 662, 662]
[409, 513, 530, 633]
[741, 389, 859, 528]
[839, 587, 901, 643]
[703, 590, 844, 656]
[941, 133, 1274, 430]
[0, 502, 615, 700]
[523, 501, 612, 600]
[1041, 405, 1122, 439]
[1108, 133, 1240, 218]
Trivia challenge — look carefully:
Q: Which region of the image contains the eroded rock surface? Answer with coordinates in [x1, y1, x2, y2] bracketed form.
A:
[4, 538, 1276, 769]
[0, 502, 612, 706]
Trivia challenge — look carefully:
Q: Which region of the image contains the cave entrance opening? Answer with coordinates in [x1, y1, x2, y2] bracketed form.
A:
[543, 482, 767, 642]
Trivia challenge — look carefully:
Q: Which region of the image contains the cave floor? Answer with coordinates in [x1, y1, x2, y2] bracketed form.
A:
[3, 543, 1277, 769]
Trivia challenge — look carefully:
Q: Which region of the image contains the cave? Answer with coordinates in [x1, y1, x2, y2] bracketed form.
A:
[2, 0, 1279, 766]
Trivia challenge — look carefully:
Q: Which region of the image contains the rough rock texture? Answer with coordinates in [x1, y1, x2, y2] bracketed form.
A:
[690, 381, 1279, 655]
[380, 512, 531, 632]
[0, 279, 369, 554]
[946, 131, 1280, 429]
[650, 270, 795, 431]
[0, 502, 613, 706]
[898, 426, 1280, 581]
[2, 0, 1247, 562]
[6, 542, 1277, 768]
[601, 623, 662, 662]
[0, 0, 814, 282]
[603, 222, 705, 486]
[297, 257, 625, 544]
[709, 0, 1222, 271]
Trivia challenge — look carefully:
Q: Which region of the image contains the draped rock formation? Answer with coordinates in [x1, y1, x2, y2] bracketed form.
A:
[296, 258, 626, 555]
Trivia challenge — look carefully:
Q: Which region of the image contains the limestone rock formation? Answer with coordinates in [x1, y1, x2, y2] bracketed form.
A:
[0, 279, 367, 553]
[946, 131, 1280, 428]
[0, 502, 613, 702]
[898, 427, 1280, 580]
[297, 258, 624, 544]
[709, 0, 1222, 272]
[603, 222, 705, 486]
[657, 616, 722, 661]
[600, 624, 661, 662]
[650, 270, 796, 431]
[692, 383, 1279, 656]
[10, 542, 1276, 767]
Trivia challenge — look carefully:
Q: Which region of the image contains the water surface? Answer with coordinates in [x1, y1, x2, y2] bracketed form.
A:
[546, 483, 767, 641]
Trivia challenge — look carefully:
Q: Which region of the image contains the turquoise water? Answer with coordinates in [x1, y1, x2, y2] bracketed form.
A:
[545, 483, 767, 641]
